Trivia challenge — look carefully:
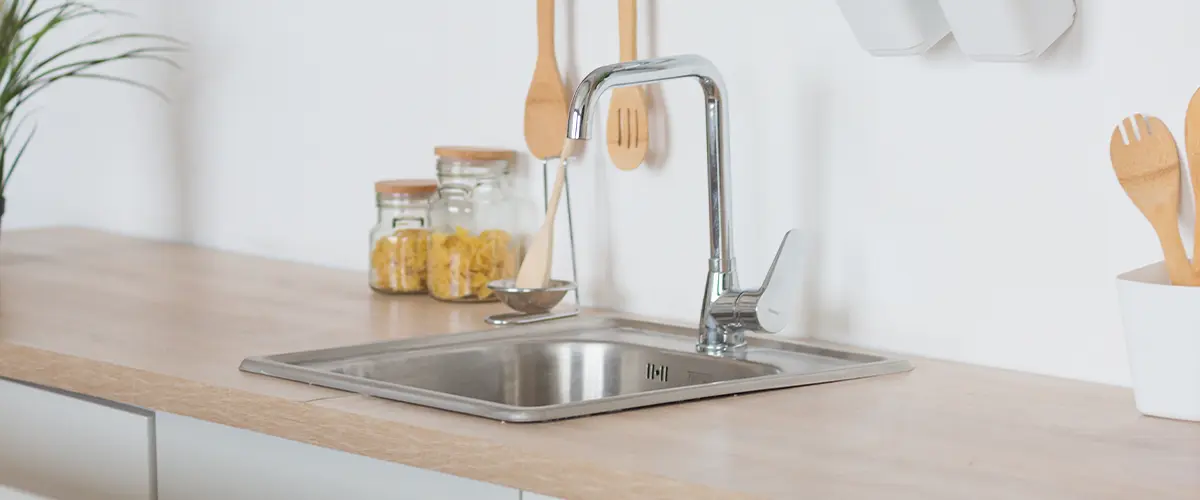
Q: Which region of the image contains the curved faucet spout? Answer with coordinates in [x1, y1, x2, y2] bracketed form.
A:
[565, 55, 733, 269]
[564, 54, 740, 353]
[567, 55, 722, 135]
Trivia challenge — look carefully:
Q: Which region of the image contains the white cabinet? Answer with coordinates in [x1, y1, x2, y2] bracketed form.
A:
[0, 378, 549, 500]
[0, 377, 155, 500]
[155, 412, 519, 500]
[0, 485, 56, 500]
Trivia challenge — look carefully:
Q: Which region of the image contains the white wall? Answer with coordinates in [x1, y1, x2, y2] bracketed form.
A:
[7, 0, 1192, 387]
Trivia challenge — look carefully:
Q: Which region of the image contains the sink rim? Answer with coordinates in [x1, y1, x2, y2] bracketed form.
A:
[239, 316, 913, 422]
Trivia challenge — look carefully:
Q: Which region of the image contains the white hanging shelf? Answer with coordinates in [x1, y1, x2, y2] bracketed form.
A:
[937, 0, 1077, 62]
[836, 0, 950, 56]
[836, 0, 1077, 62]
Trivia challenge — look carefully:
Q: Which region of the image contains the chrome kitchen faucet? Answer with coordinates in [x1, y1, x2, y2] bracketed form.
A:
[565, 54, 802, 355]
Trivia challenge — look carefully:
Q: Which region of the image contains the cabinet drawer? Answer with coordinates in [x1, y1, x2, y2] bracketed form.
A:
[0, 378, 155, 500]
[156, 412, 518, 500]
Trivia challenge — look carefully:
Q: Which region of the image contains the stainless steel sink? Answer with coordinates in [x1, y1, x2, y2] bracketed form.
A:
[240, 317, 912, 422]
[238, 55, 914, 422]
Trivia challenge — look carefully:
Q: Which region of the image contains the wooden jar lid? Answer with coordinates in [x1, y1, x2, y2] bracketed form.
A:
[434, 146, 517, 162]
[375, 179, 438, 195]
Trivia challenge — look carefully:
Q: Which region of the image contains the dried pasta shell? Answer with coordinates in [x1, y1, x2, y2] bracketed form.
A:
[428, 226, 519, 301]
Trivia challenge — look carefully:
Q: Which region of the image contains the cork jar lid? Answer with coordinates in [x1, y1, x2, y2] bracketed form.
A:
[375, 179, 438, 195]
[434, 146, 517, 162]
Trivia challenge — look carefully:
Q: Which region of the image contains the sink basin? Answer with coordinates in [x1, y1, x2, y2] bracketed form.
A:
[240, 317, 912, 422]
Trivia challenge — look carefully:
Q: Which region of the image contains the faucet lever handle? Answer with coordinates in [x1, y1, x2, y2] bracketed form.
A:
[740, 229, 804, 333]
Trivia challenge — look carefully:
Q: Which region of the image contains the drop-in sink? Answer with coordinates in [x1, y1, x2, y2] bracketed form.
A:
[240, 317, 912, 422]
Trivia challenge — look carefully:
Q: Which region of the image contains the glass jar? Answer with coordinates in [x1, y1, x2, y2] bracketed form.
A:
[427, 146, 531, 302]
[369, 179, 437, 294]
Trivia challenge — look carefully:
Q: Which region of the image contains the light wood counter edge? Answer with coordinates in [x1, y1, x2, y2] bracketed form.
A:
[0, 342, 754, 500]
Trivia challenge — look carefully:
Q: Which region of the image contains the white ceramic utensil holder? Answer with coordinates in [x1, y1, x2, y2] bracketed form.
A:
[937, 0, 1076, 62]
[1115, 262, 1200, 422]
[836, 0, 950, 56]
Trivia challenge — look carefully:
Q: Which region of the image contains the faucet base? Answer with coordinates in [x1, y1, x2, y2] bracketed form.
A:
[696, 328, 747, 356]
[697, 262, 739, 354]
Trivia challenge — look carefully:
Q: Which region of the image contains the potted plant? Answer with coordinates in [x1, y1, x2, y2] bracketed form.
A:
[0, 0, 180, 235]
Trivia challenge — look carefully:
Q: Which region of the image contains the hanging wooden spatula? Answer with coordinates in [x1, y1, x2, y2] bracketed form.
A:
[524, 0, 569, 160]
[1182, 88, 1200, 274]
[604, 0, 649, 170]
[1110, 114, 1196, 285]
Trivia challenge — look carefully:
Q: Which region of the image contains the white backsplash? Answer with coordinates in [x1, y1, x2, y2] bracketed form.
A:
[9, 0, 1197, 387]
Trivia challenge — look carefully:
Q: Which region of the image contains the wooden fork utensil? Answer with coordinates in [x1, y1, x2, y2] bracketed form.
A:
[1110, 114, 1197, 285]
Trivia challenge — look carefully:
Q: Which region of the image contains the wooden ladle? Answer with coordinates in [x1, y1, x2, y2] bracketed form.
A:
[1110, 114, 1196, 285]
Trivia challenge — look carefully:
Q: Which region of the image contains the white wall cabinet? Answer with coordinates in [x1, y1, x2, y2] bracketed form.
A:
[155, 412, 519, 500]
[0, 377, 155, 500]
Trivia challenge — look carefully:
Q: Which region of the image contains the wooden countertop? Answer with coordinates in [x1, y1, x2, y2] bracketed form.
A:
[1, 228, 1196, 499]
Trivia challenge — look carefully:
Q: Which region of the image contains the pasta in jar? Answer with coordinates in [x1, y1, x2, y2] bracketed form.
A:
[426, 146, 532, 301]
[428, 226, 519, 301]
[370, 228, 430, 293]
[368, 179, 437, 294]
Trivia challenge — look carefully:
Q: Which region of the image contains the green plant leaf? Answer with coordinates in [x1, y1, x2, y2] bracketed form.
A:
[0, 0, 182, 194]
[1, 122, 35, 192]
[31, 46, 182, 80]
[24, 32, 183, 78]
[32, 71, 169, 101]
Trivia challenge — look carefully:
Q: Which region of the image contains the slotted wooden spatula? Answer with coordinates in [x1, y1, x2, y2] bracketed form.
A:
[605, 0, 649, 170]
[524, 0, 569, 160]
[1111, 114, 1196, 285]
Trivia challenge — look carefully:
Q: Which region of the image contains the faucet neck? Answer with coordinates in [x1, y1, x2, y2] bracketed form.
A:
[565, 55, 740, 353]
[565, 55, 735, 270]
[698, 73, 734, 272]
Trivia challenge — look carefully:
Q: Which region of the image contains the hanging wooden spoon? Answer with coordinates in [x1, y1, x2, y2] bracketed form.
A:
[524, 0, 569, 160]
[1110, 114, 1196, 285]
